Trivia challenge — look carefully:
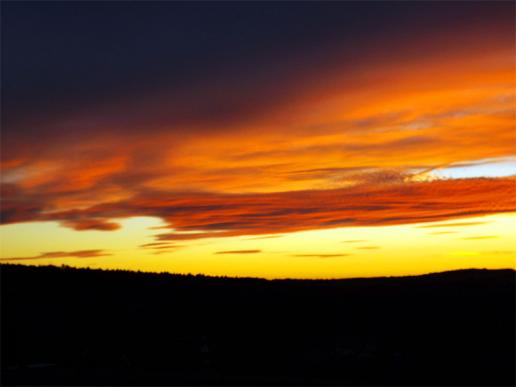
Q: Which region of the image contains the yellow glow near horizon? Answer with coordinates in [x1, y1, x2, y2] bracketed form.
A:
[1, 213, 514, 279]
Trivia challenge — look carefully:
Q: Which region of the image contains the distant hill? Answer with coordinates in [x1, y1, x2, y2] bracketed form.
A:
[1, 264, 514, 386]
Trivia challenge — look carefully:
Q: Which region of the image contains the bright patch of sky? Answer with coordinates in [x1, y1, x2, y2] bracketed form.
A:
[434, 158, 515, 179]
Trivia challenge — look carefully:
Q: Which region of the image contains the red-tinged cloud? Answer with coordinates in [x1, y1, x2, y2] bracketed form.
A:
[139, 242, 175, 248]
[291, 254, 350, 258]
[1, 15, 514, 243]
[140, 243, 183, 251]
[1, 12, 514, 199]
[245, 235, 284, 240]
[62, 219, 121, 231]
[0, 249, 110, 261]
[215, 250, 262, 255]
[1, 177, 514, 242]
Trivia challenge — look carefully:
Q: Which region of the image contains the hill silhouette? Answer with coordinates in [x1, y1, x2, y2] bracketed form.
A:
[1, 264, 514, 386]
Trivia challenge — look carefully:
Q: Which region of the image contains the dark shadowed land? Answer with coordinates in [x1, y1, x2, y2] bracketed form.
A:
[1, 264, 514, 386]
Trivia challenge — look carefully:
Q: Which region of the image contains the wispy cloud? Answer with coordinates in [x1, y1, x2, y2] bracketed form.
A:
[2, 178, 514, 242]
[1, 8, 514, 248]
[291, 254, 350, 258]
[139, 242, 182, 250]
[215, 250, 261, 255]
[417, 221, 489, 229]
[0, 249, 110, 261]
[245, 235, 283, 240]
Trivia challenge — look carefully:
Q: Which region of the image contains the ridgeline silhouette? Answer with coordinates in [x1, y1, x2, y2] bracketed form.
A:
[1, 264, 514, 386]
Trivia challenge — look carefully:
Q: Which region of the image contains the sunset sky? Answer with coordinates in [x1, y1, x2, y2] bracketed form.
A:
[1, 1, 515, 278]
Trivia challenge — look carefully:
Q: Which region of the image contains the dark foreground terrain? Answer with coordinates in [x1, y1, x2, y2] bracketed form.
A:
[1, 264, 514, 386]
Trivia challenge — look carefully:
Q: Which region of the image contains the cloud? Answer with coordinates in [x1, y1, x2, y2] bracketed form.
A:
[2, 15, 514, 200]
[245, 235, 284, 240]
[152, 250, 179, 255]
[356, 246, 380, 250]
[291, 254, 350, 258]
[148, 245, 182, 250]
[139, 242, 172, 248]
[0, 249, 110, 261]
[137, 242, 184, 254]
[62, 219, 122, 231]
[4, 2, 513, 159]
[1, 20, 514, 239]
[417, 221, 489, 229]
[139, 242, 182, 249]
[215, 250, 261, 255]
[1, 177, 515, 242]
[342, 240, 367, 243]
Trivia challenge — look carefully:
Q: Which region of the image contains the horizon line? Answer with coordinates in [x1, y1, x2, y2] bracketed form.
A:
[1, 263, 513, 282]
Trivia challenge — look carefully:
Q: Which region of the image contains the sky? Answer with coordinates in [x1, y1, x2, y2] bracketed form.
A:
[1, 1, 515, 278]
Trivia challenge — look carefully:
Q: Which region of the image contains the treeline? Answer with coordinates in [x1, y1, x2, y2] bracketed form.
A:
[1, 264, 515, 386]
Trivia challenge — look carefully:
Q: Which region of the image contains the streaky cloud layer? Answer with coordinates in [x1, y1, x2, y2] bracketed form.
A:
[2, 177, 514, 242]
[0, 249, 110, 261]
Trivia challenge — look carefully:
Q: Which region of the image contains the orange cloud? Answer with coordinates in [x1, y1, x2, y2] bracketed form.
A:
[291, 254, 350, 258]
[62, 219, 121, 231]
[2, 19, 514, 199]
[0, 249, 110, 261]
[1, 16, 514, 245]
[215, 250, 261, 255]
[1, 177, 514, 242]
[139, 242, 183, 251]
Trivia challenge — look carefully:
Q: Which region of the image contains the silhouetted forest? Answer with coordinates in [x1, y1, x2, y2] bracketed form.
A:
[1, 264, 514, 386]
